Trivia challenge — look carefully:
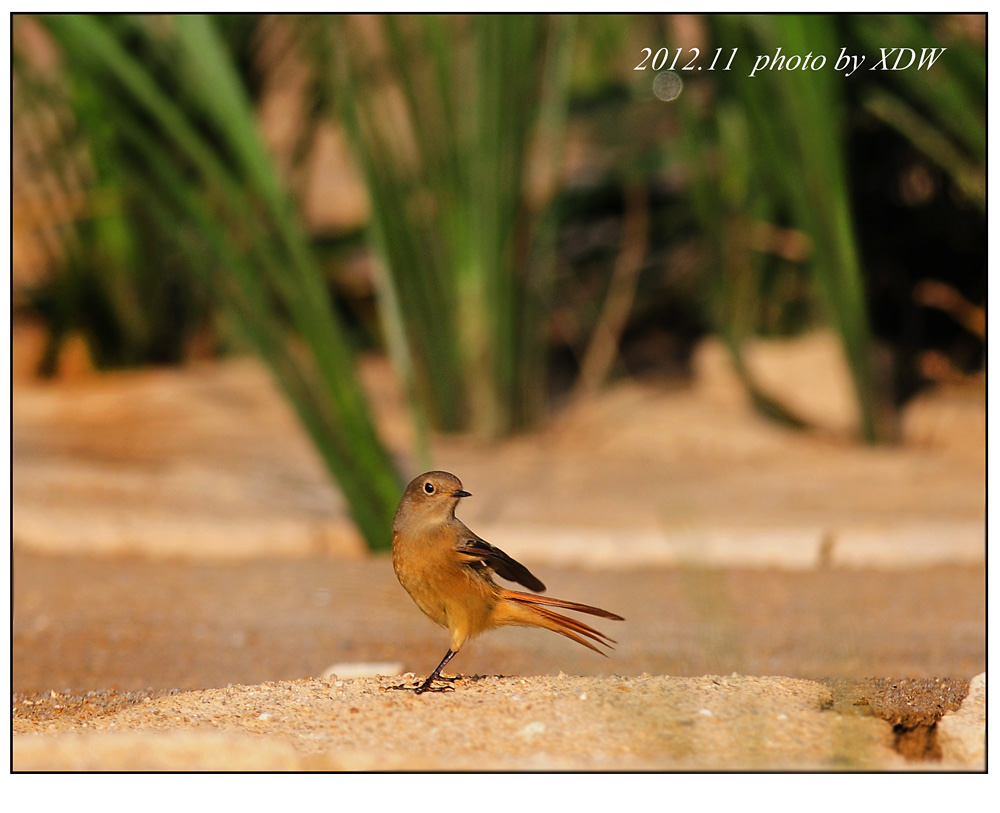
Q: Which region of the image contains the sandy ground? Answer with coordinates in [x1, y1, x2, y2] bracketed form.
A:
[10, 329, 987, 770]
[6, 675, 937, 771]
[12, 551, 984, 770]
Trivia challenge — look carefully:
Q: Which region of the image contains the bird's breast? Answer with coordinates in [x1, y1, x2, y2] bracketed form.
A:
[392, 529, 500, 637]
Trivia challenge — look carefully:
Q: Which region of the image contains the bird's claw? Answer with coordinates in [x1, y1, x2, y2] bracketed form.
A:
[415, 681, 455, 694]
[387, 674, 462, 694]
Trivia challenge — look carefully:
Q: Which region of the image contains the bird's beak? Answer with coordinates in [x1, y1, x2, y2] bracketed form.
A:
[453, 489, 472, 498]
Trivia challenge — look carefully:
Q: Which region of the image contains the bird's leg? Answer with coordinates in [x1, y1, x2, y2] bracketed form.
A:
[389, 649, 459, 694]
[415, 648, 459, 693]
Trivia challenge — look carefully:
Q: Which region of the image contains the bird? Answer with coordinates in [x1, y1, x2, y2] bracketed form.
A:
[390, 470, 624, 694]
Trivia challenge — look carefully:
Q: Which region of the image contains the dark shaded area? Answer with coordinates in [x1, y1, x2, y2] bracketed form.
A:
[848, 120, 986, 405]
[547, 111, 986, 400]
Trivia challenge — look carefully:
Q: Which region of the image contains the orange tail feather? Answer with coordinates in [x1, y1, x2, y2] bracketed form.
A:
[499, 589, 623, 655]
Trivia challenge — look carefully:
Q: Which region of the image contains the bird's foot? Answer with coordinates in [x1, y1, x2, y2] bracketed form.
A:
[387, 674, 462, 694]
[415, 680, 455, 694]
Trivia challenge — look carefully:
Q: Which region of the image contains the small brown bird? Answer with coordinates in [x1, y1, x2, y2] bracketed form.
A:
[391, 471, 624, 694]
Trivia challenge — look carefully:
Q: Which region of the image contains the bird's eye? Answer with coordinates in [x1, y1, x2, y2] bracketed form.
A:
[423, 482, 435, 494]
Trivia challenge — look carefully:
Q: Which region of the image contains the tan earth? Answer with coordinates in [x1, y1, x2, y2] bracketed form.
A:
[8, 675, 918, 771]
[11, 326, 986, 770]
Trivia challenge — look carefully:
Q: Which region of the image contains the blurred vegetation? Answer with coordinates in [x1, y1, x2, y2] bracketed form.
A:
[326, 15, 576, 439]
[676, 14, 985, 441]
[12, 14, 985, 545]
[18, 13, 402, 550]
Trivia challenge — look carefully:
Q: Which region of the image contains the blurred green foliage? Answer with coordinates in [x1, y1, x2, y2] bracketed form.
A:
[23, 13, 401, 550]
[326, 14, 576, 439]
[12, 22, 214, 373]
[675, 13, 984, 440]
[12, 13, 986, 546]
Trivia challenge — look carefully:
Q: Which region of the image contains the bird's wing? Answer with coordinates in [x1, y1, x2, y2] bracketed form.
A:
[455, 536, 546, 593]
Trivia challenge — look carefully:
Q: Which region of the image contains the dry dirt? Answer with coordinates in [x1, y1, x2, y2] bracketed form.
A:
[12, 551, 983, 770]
[5, 675, 917, 771]
[10, 327, 987, 771]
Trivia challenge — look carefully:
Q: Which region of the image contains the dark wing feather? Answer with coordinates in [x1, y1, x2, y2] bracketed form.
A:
[455, 537, 546, 592]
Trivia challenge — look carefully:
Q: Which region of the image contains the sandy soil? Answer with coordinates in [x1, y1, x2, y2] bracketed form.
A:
[8, 675, 907, 771]
[11, 671, 979, 771]
[11, 551, 984, 770]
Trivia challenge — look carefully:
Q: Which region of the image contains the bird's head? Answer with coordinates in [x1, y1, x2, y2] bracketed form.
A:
[394, 470, 472, 529]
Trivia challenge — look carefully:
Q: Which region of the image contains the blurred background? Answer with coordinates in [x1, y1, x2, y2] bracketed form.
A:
[11, 13, 985, 551]
[11, 13, 986, 691]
